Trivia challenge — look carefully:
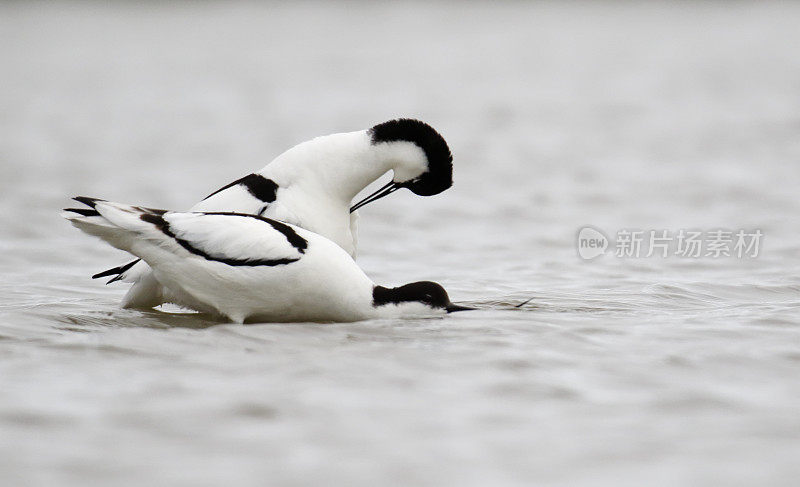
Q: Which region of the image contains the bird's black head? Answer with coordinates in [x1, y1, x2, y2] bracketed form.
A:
[351, 119, 453, 212]
[370, 118, 453, 196]
[373, 281, 472, 313]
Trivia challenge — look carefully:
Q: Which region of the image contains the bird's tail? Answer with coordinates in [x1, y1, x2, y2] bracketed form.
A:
[62, 197, 165, 256]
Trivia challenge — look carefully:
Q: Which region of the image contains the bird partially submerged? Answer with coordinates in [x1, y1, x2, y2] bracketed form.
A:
[92, 118, 454, 310]
[64, 198, 470, 323]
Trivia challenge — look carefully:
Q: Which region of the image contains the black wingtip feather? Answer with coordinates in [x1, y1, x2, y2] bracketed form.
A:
[64, 207, 101, 217]
[92, 259, 140, 280]
[73, 196, 104, 208]
[92, 268, 120, 279]
[106, 274, 125, 285]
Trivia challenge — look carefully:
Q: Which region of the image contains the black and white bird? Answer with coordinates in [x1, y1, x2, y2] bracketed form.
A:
[93, 118, 454, 309]
[64, 198, 469, 323]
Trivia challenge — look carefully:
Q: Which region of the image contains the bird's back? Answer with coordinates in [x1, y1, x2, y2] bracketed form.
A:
[66, 200, 375, 322]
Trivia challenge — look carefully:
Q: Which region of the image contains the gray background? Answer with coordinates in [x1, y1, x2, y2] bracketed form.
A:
[2, 2, 799, 486]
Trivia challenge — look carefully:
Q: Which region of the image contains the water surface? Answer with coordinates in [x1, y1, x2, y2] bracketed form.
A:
[2, 2, 800, 486]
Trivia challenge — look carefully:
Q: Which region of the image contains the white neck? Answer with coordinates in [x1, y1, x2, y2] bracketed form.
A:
[258, 130, 427, 203]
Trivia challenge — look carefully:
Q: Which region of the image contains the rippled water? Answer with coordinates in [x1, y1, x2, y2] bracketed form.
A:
[2, 2, 800, 486]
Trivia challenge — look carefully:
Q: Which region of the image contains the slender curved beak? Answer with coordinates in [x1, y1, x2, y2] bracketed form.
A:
[350, 181, 402, 213]
[445, 303, 475, 313]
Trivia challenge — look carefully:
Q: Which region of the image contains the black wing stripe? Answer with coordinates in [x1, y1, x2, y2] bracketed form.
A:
[140, 212, 302, 267]
[203, 173, 278, 203]
[202, 212, 308, 254]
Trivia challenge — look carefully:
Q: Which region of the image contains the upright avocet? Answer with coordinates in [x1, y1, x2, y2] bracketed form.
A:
[64, 198, 469, 323]
[93, 118, 454, 309]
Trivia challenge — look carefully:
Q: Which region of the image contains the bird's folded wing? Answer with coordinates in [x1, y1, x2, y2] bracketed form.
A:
[147, 212, 309, 267]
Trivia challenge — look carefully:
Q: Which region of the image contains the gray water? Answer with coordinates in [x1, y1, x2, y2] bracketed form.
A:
[2, 2, 800, 486]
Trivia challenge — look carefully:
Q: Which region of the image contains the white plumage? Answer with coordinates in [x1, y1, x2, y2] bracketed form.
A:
[64, 198, 468, 323]
[97, 119, 454, 310]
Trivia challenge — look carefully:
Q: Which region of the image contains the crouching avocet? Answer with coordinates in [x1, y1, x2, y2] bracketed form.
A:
[64, 198, 471, 323]
[94, 118, 454, 310]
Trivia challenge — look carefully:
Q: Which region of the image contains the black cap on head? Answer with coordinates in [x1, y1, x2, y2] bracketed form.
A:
[369, 118, 453, 196]
[373, 281, 472, 313]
